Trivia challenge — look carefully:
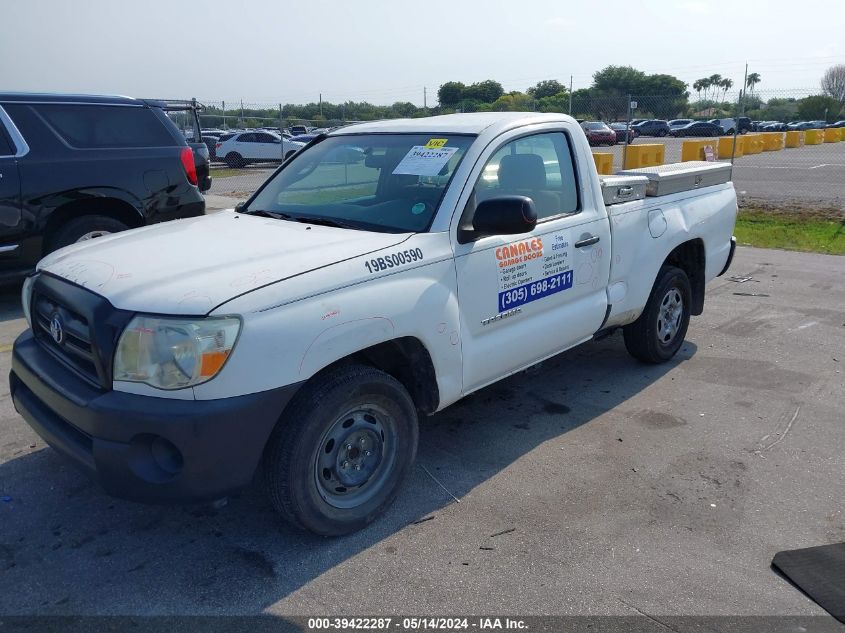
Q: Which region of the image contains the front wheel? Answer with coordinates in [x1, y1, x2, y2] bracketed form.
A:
[623, 265, 691, 363]
[263, 364, 419, 536]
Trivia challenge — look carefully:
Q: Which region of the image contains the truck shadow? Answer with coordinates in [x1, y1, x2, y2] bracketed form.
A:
[0, 333, 696, 616]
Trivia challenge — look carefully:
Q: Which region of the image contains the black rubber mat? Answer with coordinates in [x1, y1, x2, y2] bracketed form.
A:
[772, 543, 845, 623]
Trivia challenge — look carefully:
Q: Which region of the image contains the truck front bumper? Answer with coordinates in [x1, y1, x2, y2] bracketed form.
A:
[10, 330, 300, 503]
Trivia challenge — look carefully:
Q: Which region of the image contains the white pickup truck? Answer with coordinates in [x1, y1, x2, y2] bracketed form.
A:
[11, 112, 737, 535]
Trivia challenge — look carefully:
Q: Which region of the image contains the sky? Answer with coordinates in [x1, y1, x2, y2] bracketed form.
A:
[2, 0, 842, 107]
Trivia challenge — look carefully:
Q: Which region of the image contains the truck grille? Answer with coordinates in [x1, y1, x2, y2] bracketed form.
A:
[33, 293, 99, 385]
[30, 275, 135, 390]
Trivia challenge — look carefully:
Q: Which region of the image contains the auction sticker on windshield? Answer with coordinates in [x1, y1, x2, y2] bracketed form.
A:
[393, 146, 458, 177]
[496, 230, 572, 312]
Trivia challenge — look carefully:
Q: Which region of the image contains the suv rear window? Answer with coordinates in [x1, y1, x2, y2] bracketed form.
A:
[0, 127, 13, 155]
[34, 104, 176, 149]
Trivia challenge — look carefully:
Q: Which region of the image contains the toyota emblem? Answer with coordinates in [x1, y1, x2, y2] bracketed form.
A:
[49, 315, 64, 345]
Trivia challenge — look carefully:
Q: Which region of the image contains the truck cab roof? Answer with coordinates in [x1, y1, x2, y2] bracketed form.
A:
[0, 92, 164, 108]
[334, 112, 576, 136]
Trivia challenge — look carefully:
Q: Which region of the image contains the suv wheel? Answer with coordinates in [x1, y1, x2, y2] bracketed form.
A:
[225, 152, 245, 168]
[49, 215, 130, 252]
[263, 364, 418, 536]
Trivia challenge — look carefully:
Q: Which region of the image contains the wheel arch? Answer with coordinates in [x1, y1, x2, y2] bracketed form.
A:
[663, 238, 705, 315]
[305, 336, 440, 416]
[43, 194, 144, 254]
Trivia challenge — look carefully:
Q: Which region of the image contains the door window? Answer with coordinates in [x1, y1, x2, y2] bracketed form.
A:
[473, 132, 579, 221]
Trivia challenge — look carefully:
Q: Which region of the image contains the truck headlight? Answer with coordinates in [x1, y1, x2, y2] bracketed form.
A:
[114, 315, 241, 390]
[21, 273, 37, 328]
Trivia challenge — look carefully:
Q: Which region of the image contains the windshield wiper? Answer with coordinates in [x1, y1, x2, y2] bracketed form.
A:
[291, 215, 361, 230]
[239, 209, 295, 220]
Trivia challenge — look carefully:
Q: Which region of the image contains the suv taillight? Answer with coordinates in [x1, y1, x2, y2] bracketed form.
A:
[215, 142, 222, 149]
[180, 147, 198, 186]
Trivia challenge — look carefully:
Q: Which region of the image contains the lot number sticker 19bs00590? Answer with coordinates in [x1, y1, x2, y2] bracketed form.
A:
[496, 231, 572, 312]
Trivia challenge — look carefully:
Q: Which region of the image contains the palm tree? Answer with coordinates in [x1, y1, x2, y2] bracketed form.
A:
[746, 72, 761, 97]
[708, 75, 723, 102]
[720, 78, 734, 103]
[695, 77, 713, 102]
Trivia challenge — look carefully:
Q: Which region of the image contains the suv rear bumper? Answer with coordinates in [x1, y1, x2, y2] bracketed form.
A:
[10, 330, 300, 502]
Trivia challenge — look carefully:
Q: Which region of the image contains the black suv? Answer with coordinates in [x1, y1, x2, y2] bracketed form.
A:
[0, 93, 209, 283]
[631, 119, 671, 137]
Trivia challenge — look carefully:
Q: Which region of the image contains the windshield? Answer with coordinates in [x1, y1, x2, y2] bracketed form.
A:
[584, 122, 609, 130]
[246, 133, 474, 233]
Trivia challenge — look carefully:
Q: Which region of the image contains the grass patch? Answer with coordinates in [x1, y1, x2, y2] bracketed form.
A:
[210, 168, 254, 179]
[735, 209, 845, 255]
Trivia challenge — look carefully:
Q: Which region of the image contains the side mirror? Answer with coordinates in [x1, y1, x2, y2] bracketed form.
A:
[234, 202, 245, 213]
[470, 196, 537, 239]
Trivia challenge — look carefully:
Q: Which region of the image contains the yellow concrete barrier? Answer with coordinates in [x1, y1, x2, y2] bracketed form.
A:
[623, 143, 665, 169]
[785, 131, 804, 148]
[804, 129, 825, 145]
[592, 152, 613, 175]
[743, 134, 764, 154]
[824, 127, 841, 142]
[681, 139, 719, 162]
[761, 132, 785, 151]
[717, 136, 743, 159]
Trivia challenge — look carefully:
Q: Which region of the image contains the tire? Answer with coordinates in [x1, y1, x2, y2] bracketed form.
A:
[225, 152, 245, 168]
[623, 265, 691, 364]
[49, 215, 130, 252]
[658, 130, 667, 137]
[263, 364, 419, 536]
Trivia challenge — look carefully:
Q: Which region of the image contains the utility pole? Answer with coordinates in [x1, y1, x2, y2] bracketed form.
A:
[222, 100, 226, 129]
[731, 62, 748, 166]
[240, 99, 244, 127]
[319, 93, 323, 118]
[568, 75, 573, 115]
[423, 86, 427, 109]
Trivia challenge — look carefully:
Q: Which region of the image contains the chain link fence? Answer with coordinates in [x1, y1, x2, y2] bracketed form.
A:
[177, 90, 844, 212]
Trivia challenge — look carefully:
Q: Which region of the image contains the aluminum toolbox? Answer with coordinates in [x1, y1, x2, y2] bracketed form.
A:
[598, 175, 648, 205]
[617, 161, 732, 197]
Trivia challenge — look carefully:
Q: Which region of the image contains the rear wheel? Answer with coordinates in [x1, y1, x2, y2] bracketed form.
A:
[263, 364, 418, 536]
[623, 265, 691, 364]
[49, 215, 130, 253]
[225, 152, 245, 168]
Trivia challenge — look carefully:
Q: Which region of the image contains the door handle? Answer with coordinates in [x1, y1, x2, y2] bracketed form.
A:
[575, 235, 600, 248]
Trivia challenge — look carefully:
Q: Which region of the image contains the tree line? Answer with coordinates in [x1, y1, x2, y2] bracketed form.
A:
[197, 64, 845, 129]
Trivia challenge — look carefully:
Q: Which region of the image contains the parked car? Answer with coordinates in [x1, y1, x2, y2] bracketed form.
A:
[736, 117, 753, 134]
[787, 121, 817, 131]
[632, 120, 671, 137]
[0, 93, 206, 283]
[668, 119, 693, 130]
[580, 121, 617, 146]
[288, 134, 319, 144]
[829, 120, 845, 128]
[670, 121, 724, 137]
[11, 112, 737, 535]
[289, 125, 309, 135]
[608, 122, 636, 143]
[708, 118, 736, 135]
[216, 131, 305, 167]
[629, 119, 647, 126]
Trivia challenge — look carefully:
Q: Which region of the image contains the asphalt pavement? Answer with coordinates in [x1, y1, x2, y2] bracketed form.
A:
[0, 246, 843, 622]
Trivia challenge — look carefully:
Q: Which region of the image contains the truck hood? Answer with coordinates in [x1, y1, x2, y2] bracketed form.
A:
[38, 211, 410, 314]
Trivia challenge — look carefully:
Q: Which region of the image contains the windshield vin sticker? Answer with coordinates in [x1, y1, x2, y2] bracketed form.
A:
[495, 230, 572, 312]
[392, 146, 458, 177]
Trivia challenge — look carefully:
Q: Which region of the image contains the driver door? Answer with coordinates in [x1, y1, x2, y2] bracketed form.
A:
[453, 129, 611, 393]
